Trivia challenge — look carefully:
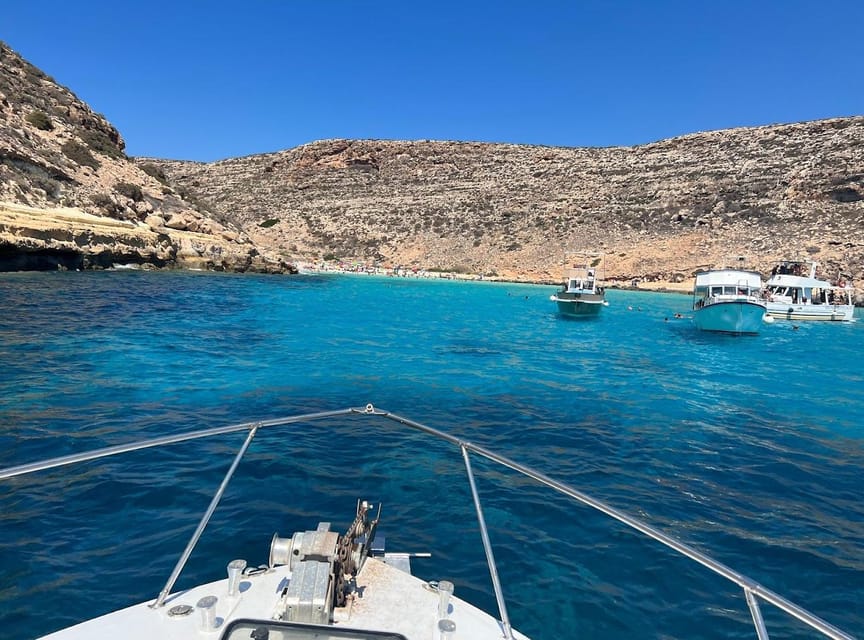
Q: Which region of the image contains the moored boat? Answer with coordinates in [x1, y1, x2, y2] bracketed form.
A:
[692, 269, 768, 334]
[764, 261, 856, 322]
[550, 265, 608, 317]
[0, 405, 855, 640]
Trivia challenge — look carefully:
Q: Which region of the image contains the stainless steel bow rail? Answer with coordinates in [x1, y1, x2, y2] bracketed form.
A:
[0, 404, 856, 640]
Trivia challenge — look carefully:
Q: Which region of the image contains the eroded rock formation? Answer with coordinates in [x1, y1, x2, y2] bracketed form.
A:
[148, 121, 864, 287]
[0, 41, 293, 273]
[3, 39, 862, 289]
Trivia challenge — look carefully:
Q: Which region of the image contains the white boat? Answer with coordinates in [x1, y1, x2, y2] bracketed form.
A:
[692, 269, 768, 334]
[550, 265, 608, 317]
[764, 261, 856, 322]
[0, 405, 855, 640]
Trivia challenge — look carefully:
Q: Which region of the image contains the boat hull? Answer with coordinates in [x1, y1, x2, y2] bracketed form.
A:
[552, 294, 607, 317]
[693, 301, 766, 334]
[765, 302, 855, 322]
[37, 557, 529, 640]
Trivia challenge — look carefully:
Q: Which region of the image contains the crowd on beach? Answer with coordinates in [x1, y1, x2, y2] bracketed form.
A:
[292, 261, 859, 301]
[295, 261, 493, 281]
[293, 261, 697, 291]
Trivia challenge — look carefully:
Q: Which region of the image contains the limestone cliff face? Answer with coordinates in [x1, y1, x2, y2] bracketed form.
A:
[3, 40, 862, 285]
[0, 41, 293, 273]
[149, 119, 864, 286]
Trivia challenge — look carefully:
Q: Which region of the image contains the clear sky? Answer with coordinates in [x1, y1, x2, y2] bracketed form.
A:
[4, 0, 862, 162]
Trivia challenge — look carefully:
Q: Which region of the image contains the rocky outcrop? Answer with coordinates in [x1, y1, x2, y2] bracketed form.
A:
[149, 119, 864, 287]
[0, 202, 290, 272]
[3, 39, 862, 285]
[0, 41, 294, 273]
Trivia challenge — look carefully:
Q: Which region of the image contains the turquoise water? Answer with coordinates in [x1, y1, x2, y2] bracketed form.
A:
[0, 271, 862, 639]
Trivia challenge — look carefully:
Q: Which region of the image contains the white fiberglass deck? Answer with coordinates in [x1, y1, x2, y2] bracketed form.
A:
[41, 556, 524, 640]
[4, 405, 854, 640]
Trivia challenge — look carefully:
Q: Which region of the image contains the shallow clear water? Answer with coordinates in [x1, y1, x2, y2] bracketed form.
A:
[0, 271, 862, 639]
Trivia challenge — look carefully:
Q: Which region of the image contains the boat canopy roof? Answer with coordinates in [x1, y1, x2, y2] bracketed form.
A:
[694, 269, 762, 288]
[564, 266, 598, 278]
[768, 274, 834, 289]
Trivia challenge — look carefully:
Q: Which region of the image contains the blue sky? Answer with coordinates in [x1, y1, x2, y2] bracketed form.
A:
[5, 0, 862, 161]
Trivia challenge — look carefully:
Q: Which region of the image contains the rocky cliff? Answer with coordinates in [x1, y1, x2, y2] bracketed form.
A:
[3, 40, 862, 286]
[148, 118, 864, 288]
[0, 41, 293, 272]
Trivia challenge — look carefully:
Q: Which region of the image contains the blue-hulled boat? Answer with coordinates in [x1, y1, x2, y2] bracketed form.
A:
[692, 269, 768, 334]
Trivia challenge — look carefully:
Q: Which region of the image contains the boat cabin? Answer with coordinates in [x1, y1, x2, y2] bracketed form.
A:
[692, 269, 763, 308]
[703, 284, 761, 298]
[765, 262, 853, 306]
[563, 268, 599, 294]
[765, 283, 843, 305]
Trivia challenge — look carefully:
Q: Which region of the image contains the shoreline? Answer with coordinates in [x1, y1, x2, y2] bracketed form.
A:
[294, 261, 693, 294]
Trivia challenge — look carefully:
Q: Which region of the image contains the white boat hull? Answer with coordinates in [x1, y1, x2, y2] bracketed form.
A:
[693, 301, 767, 334]
[3, 405, 854, 640]
[765, 302, 855, 322]
[39, 556, 527, 640]
[764, 261, 856, 322]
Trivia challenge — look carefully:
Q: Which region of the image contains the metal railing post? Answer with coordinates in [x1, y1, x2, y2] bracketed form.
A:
[1, 405, 857, 640]
[461, 444, 514, 639]
[745, 587, 771, 640]
[151, 424, 259, 608]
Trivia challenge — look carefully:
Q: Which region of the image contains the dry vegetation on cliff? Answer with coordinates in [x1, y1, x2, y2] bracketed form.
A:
[148, 119, 864, 286]
[1, 39, 862, 286]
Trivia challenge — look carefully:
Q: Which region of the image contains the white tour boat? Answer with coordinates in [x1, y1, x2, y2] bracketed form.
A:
[692, 269, 769, 334]
[764, 261, 856, 322]
[550, 265, 608, 317]
[0, 405, 855, 640]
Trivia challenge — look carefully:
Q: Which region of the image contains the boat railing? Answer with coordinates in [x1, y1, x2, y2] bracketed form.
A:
[0, 405, 855, 640]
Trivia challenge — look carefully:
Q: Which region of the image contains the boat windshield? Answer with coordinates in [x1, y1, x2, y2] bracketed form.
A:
[220, 619, 409, 640]
[709, 285, 757, 296]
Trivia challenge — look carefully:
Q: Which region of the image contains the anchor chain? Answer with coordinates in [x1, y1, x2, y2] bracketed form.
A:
[333, 500, 380, 607]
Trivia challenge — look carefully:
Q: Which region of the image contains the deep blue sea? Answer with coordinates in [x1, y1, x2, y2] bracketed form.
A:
[0, 271, 862, 639]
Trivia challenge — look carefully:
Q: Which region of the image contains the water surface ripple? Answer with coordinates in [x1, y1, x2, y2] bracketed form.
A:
[0, 271, 862, 639]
